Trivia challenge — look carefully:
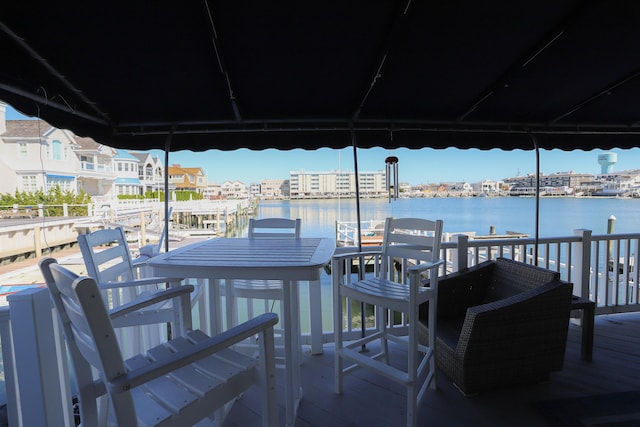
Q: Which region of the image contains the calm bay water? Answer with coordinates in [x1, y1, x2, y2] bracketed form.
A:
[255, 196, 640, 239]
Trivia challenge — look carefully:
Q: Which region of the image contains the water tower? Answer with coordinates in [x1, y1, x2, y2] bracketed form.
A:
[598, 152, 617, 173]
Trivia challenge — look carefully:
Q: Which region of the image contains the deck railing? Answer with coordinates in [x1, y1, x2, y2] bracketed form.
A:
[2, 229, 640, 425]
[332, 230, 640, 347]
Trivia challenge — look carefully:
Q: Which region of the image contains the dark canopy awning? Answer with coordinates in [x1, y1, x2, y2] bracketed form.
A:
[2, 1, 640, 151]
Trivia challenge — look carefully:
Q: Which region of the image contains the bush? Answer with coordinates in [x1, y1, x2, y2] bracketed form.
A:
[0, 187, 92, 216]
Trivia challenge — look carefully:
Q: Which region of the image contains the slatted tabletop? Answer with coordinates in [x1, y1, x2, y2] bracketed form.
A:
[148, 237, 334, 280]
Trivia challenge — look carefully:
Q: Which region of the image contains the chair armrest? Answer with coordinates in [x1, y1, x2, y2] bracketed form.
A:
[109, 285, 195, 320]
[409, 259, 444, 274]
[421, 260, 495, 318]
[98, 276, 184, 289]
[332, 249, 383, 261]
[109, 312, 279, 393]
[457, 281, 573, 357]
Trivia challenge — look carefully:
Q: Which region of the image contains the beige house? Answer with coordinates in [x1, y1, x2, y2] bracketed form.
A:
[221, 180, 249, 199]
[260, 179, 289, 199]
[167, 164, 207, 192]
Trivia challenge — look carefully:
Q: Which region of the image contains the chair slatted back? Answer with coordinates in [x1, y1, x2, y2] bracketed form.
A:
[40, 258, 132, 425]
[380, 217, 443, 282]
[248, 218, 301, 238]
[78, 227, 136, 283]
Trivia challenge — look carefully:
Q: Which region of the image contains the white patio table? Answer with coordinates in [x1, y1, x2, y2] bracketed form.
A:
[148, 236, 335, 427]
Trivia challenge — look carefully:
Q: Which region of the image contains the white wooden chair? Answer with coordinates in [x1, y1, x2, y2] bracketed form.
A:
[332, 217, 444, 427]
[39, 257, 279, 427]
[78, 227, 203, 356]
[229, 218, 301, 360]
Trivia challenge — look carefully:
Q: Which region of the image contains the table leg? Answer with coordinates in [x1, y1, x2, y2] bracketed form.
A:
[571, 297, 595, 362]
[282, 279, 302, 427]
[225, 279, 236, 330]
[309, 279, 323, 355]
[581, 304, 594, 362]
[208, 278, 223, 335]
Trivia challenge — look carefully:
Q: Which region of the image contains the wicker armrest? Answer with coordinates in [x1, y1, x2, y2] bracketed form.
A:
[420, 260, 495, 319]
[457, 280, 573, 360]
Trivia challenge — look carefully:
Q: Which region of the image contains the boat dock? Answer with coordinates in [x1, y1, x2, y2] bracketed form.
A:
[0, 199, 254, 265]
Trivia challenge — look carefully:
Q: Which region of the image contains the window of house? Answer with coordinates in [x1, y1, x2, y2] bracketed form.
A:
[22, 175, 37, 192]
[46, 176, 74, 192]
[18, 141, 28, 158]
[80, 155, 95, 170]
[52, 140, 63, 160]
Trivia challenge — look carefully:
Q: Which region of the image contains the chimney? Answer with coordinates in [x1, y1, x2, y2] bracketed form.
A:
[0, 102, 6, 135]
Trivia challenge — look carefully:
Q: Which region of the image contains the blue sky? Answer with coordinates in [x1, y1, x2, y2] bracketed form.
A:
[6, 104, 640, 184]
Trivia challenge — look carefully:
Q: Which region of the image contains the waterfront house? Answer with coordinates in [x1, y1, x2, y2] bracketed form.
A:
[167, 164, 207, 193]
[72, 136, 117, 202]
[0, 105, 78, 195]
[594, 170, 640, 197]
[129, 151, 165, 195]
[0, 102, 174, 203]
[113, 149, 143, 196]
[221, 180, 250, 199]
[259, 178, 290, 199]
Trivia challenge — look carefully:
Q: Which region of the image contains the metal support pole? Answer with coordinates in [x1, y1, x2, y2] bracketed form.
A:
[163, 130, 174, 339]
[163, 130, 174, 254]
[528, 130, 540, 266]
[351, 128, 366, 350]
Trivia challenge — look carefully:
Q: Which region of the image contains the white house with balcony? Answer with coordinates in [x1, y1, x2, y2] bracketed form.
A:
[0, 104, 79, 195]
[130, 151, 164, 194]
[73, 136, 117, 199]
[221, 180, 249, 199]
[113, 150, 143, 196]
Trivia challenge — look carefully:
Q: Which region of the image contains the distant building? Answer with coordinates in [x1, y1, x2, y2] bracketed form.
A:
[73, 136, 116, 199]
[260, 179, 289, 199]
[203, 182, 223, 199]
[505, 171, 594, 195]
[249, 183, 261, 197]
[0, 102, 190, 203]
[221, 180, 249, 199]
[470, 180, 502, 195]
[0, 108, 80, 194]
[113, 150, 142, 196]
[167, 164, 207, 193]
[594, 170, 640, 196]
[129, 151, 164, 194]
[289, 169, 386, 198]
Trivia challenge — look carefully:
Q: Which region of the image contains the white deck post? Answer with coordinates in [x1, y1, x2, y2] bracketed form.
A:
[572, 229, 592, 299]
[8, 288, 74, 427]
[0, 307, 20, 426]
[454, 234, 469, 271]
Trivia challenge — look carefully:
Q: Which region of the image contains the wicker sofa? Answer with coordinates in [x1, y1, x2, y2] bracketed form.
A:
[417, 257, 574, 395]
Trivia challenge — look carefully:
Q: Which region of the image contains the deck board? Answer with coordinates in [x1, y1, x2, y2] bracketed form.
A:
[223, 312, 640, 426]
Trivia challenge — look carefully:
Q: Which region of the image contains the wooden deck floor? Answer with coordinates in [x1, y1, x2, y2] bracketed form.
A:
[224, 311, 640, 426]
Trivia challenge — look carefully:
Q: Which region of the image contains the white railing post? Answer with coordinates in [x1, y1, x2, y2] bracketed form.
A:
[573, 229, 592, 299]
[8, 288, 74, 427]
[454, 234, 469, 271]
[0, 307, 20, 426]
